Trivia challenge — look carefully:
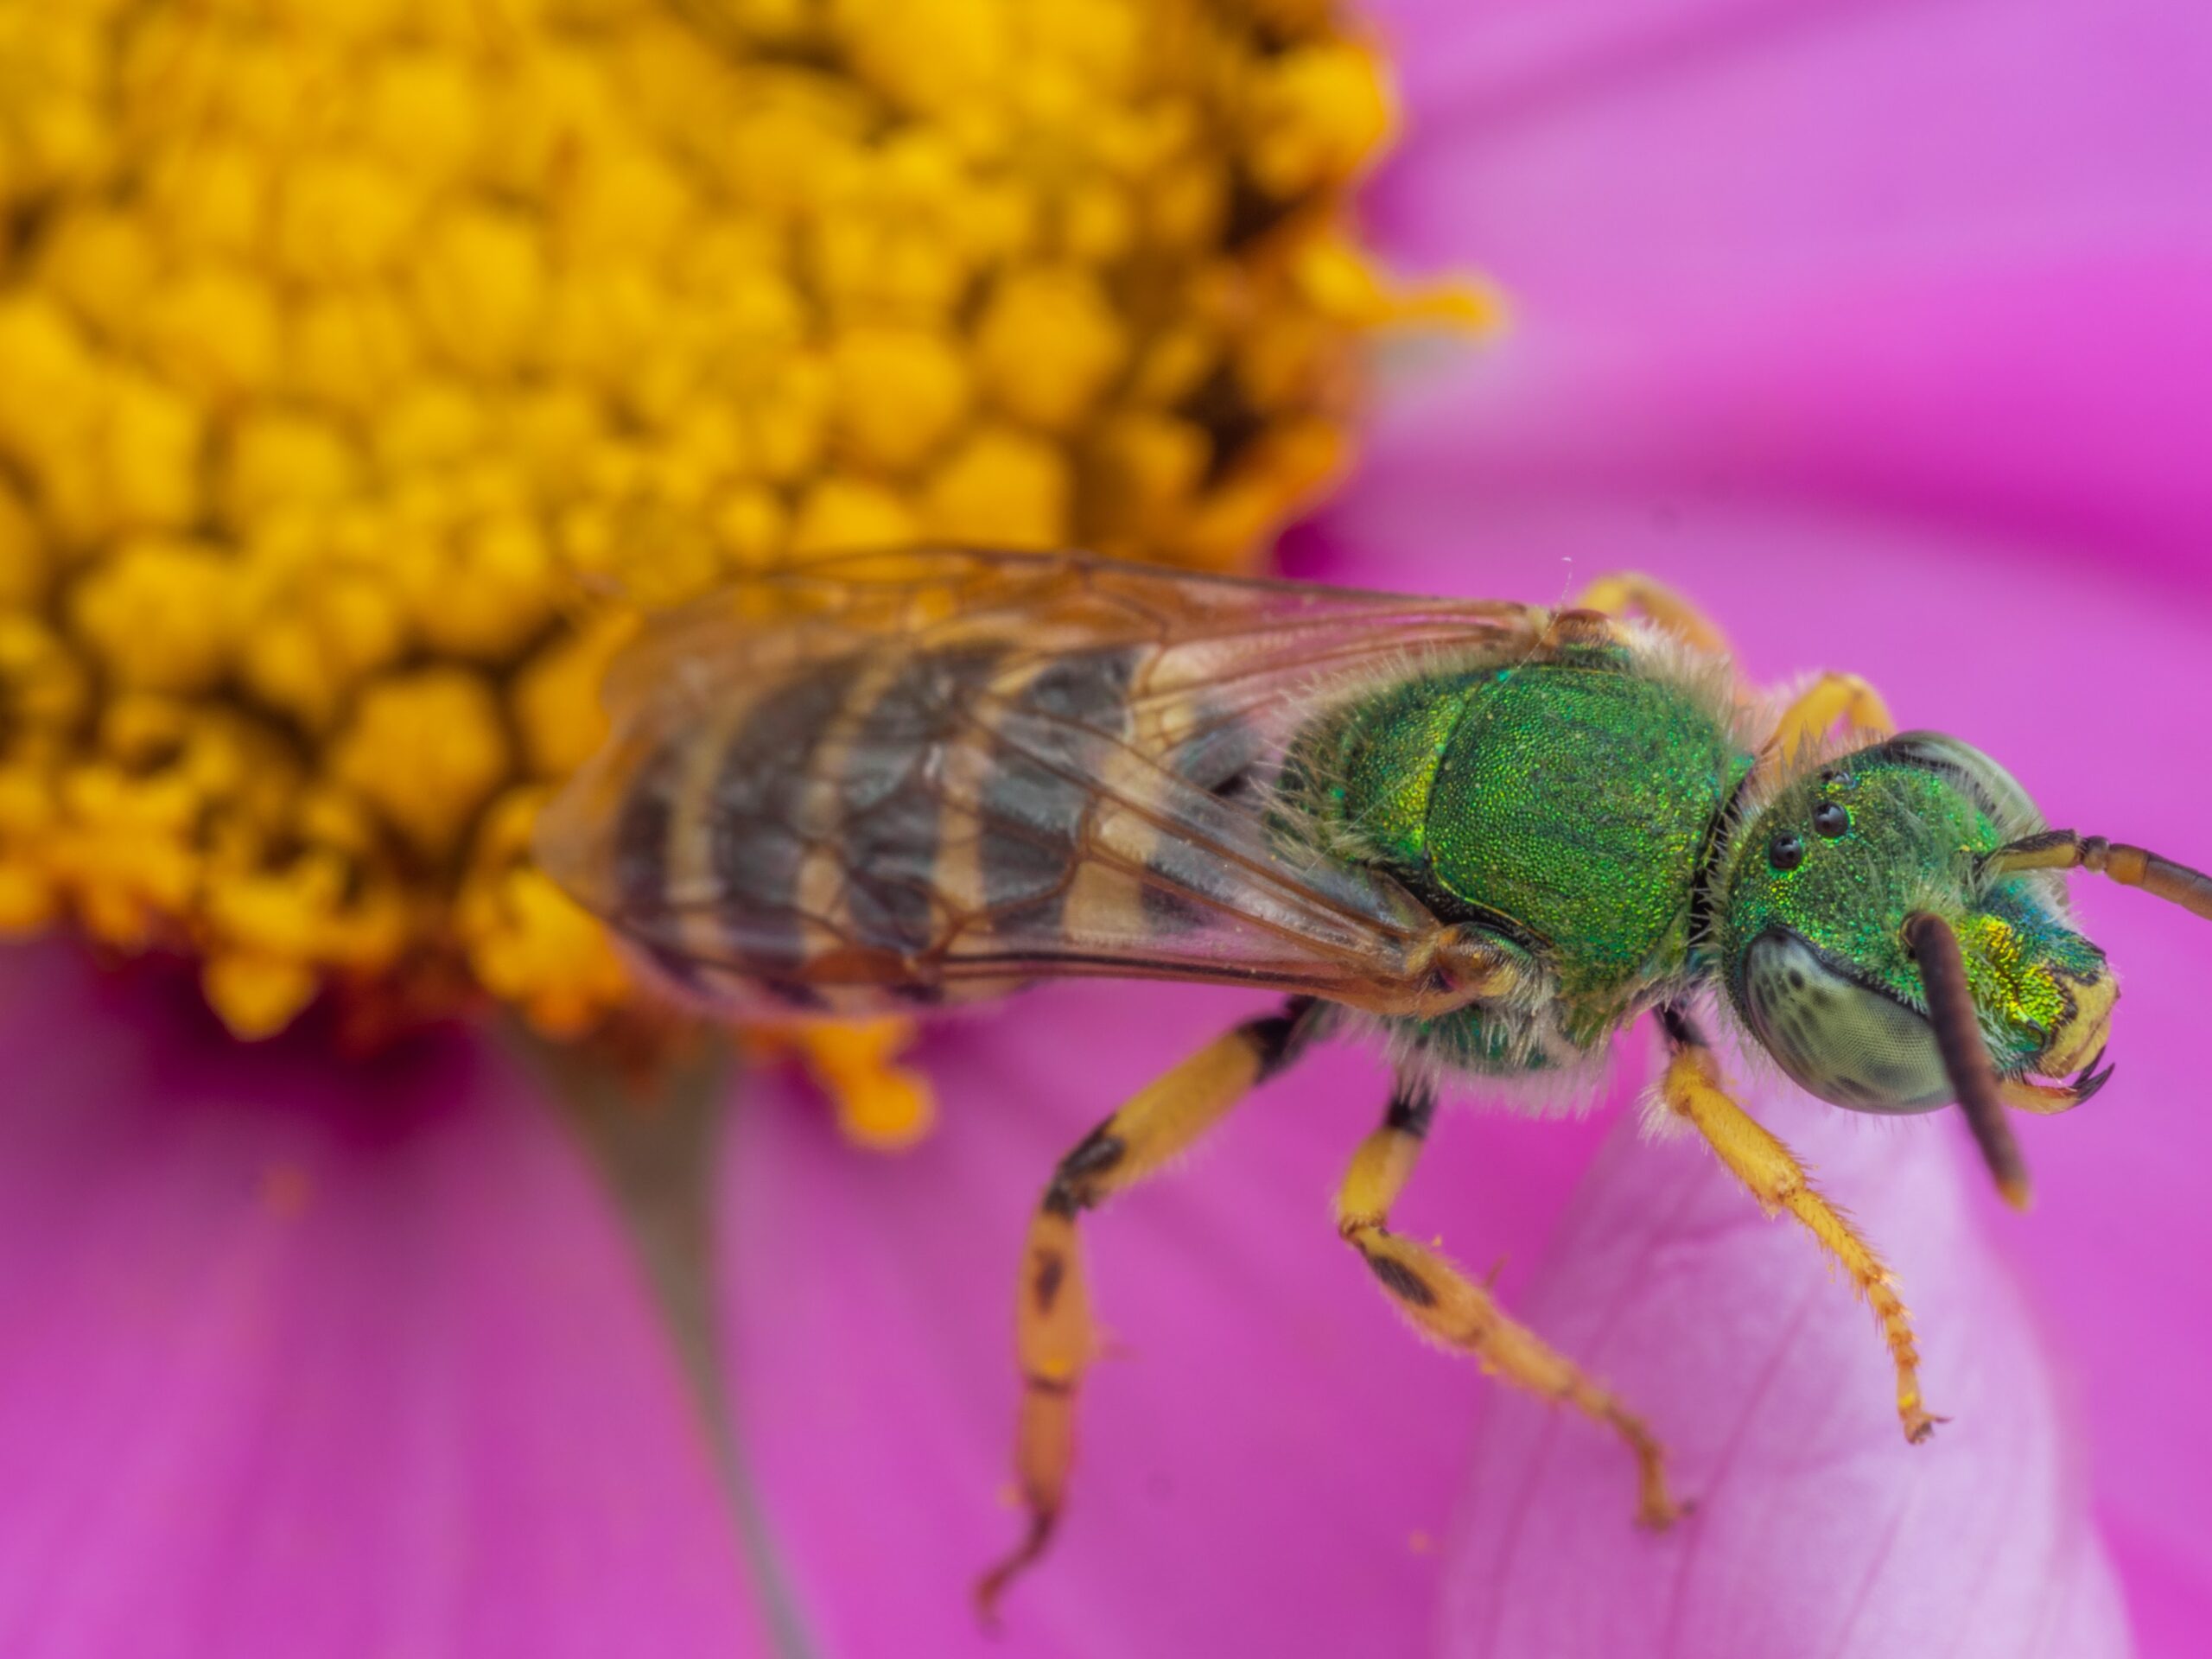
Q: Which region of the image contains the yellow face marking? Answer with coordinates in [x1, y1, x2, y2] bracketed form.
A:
[1957, 910, 2115, 1076]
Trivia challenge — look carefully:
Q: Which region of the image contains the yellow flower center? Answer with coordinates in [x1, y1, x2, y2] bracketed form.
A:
[0, 0, 1492, 1134]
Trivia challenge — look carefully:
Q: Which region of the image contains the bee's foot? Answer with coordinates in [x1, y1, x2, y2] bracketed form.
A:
[1901, 1402, 1948, 1444]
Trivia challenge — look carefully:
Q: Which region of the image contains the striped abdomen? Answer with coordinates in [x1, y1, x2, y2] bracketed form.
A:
[540, 550, 1549, 1021]
[586, 639, 1259, 1016]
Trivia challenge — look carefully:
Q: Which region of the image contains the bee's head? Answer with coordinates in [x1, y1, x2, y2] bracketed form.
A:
[1714, 733, 2115, 1116]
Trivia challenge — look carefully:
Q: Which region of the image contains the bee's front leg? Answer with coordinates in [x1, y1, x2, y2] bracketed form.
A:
[1763, 670, 1897, 763]
[1336, 1076, 1687, 1529]
[1568, 569, 1732, 655]
[1656, 1007, 1940, 1442]
[974, 995, 1330, 1624]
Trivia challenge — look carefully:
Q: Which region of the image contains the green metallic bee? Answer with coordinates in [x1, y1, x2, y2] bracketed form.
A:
[538, 548, 2212, 1617]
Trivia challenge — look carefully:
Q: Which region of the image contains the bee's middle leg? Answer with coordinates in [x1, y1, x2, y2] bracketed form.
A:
[1335, 1077, 1687, 1527]
[976, 995, 1329, 1620]
[1657, 1007, 1937, 1442]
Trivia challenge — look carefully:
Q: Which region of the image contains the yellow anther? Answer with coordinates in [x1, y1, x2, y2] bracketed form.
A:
[0, 614, 89, 730]
[204, 952, 322, 1042]
[830, 325, 974, 474]
[70, 539, 235, 695]
[0, 296, 105, 472]
[976, 266, 1128, 433]
[375, 382, 489, 474]
[144, 139, 270, 263]
[238, 568, 409, 731]
[288, 288, 422, 416]
[361, 52, 482, 181]
[925, 425, 1071, 549]
[143, 264, 281, 405]
[711, 486, 791, 571]
[410, 205, 550, 376]
[0, 863, 58, 933]
[555, 148, 696, 266]
[1089, 412, 1209, 543]
[38, 208, 160, 340]
[334, 669, 512, 858]
[221, 410, 363, 523]
[274, 153, 423, 285]
[791, 475, 922, 556]
[1294, 237, 1505, 332]
[512, 613, 634, 780]
[91, 371, 206, 537]
[792, 1017, 938, 1152]
[463, 864, 632, 1040]
[408, 512, 558, 662]
[1245, 43, 1397, 198]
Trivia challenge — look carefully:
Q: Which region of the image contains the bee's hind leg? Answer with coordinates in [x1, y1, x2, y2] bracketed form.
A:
[1570, 571, 1732, 655]
[1657, 1007, 1938, 1442]
[1336, 1075, 1688, 1528]
[975, 995, 1330, 1623]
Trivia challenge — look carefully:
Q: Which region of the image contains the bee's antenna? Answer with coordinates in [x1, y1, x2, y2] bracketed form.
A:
[1903, 912, 2032, 1212]
[1980, 830, 2212, 919]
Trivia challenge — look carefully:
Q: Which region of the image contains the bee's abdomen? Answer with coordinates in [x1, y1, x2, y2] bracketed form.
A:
[608, 639, 1213, 1015]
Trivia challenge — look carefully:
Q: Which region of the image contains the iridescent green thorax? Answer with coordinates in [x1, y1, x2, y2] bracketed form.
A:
[1293, 650, 1745, 1049]
[1315, 675, 1472, 866]
[1715, 743, 2107, 1077]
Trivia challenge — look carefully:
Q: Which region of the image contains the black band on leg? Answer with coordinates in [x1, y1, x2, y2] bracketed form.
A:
[1244, 994, 1325, 1082]
[1658, 1003, 1707, 1052]
[1383, 1078, 1436, 1138]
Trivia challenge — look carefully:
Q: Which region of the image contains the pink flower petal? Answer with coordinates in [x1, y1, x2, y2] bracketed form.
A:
[1351, 0, 2212, 568]
[717, 982, 1610, 1656]
[1366, 0, 2212, 295]
[1440, 1075, 2127, 1659]
[0, 944, 776, 1659]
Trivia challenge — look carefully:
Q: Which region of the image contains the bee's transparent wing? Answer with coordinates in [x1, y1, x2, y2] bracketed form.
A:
[542, 548, 1546, 1014]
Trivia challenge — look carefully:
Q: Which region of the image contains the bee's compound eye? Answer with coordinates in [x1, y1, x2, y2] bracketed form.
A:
[1769, 832, 1806, 872]
[1813, 801, 1851, 838]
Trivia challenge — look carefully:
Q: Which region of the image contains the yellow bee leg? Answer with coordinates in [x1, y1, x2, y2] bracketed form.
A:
[1764, 671, 1897, 764]
[975, 996, 1327, 1623]
[1658, 1008, 1938, 1443]
[1569, 570, 1732, 656]
[1335, 1078, 1687, 1528]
